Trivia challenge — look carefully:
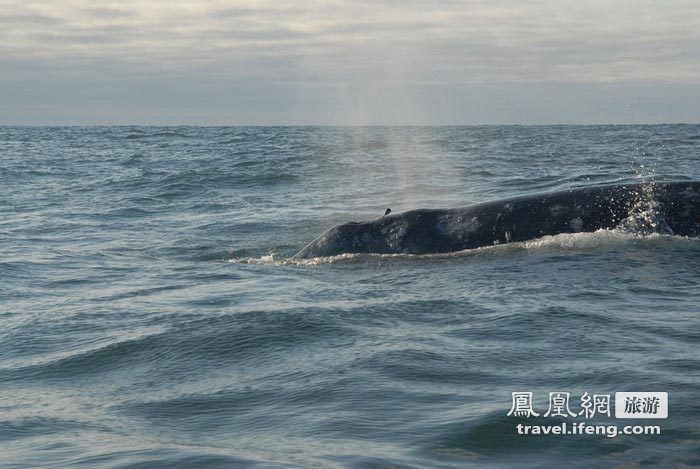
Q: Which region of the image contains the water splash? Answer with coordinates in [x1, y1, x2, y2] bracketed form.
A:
[618, 200, 674, 235]
[617, 184, 675, 236]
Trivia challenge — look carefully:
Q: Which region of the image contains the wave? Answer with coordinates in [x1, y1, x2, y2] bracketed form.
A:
[0, 326, 169, 380]
[124, 130, 192, 140]
[230, 230, 700, 267]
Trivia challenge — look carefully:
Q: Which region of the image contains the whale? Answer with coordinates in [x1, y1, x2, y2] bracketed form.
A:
[293, 181, 700, 259]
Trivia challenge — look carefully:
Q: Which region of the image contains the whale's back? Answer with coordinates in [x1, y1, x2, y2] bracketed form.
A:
[294, 182, 700, 259]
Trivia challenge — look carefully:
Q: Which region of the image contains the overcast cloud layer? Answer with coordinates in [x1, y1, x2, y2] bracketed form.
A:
[1, 0, 699, 124]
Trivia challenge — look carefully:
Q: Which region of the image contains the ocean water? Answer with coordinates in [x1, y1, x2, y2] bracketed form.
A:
[1, 125, 699, 468]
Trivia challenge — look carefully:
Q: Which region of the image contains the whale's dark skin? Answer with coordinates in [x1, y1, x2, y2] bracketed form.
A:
[294, 182, 700, 259]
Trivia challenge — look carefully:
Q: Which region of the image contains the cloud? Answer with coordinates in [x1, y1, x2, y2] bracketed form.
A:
[1, 0, 699, 123]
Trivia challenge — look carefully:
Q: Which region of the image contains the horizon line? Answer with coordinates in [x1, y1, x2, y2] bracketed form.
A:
[2, 122, 699, 128]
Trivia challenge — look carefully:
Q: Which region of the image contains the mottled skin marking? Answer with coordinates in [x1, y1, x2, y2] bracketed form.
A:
[570, 217, 584, 232]
[293, 182, 700, 258]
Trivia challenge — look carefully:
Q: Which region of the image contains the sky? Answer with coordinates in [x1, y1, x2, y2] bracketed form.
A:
[1, 0, 699, 125]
